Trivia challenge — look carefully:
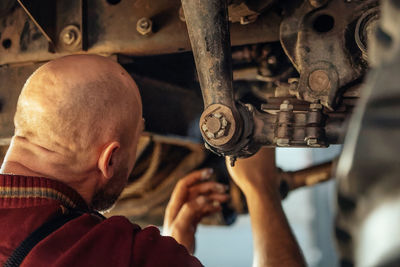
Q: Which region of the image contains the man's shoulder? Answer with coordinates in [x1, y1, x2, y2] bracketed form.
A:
[23, 213, 202, 266]
[94, 215, 142, 232]
[91, 215, 203, 266]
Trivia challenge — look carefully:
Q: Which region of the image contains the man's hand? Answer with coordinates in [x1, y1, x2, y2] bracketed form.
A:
[226, 148, 305, 267]
[163, 168, 229, 254]
[226, 147, 278, 197]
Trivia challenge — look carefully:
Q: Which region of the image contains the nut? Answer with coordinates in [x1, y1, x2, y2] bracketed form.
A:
[306, 138, 321, 147]
[308, 70, 331, 92]
[200, 104, 237, 147]
[62, 31, 76, 45]
[277, 138, 290, 147]
[59, 25, 81, 47]
[280, 100, 293, 111]
[201, 113, 229, 140]
[137, 17, 153, 36]
[206, 131, 215, 139]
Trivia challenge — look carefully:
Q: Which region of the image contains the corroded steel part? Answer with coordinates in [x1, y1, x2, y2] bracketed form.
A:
[181, 0, 235, 108]
[200, 104, 238, 147]
[279, 161, 334, 199]
[182, 0, 244, 152]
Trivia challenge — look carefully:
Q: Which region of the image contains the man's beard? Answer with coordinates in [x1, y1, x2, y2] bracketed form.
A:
[91, 165, 129, 212]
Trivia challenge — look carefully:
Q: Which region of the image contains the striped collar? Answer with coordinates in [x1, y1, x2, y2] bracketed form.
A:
[0, 174, 89, 211]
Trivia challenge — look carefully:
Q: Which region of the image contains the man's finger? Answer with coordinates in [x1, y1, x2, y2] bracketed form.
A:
[177, 168, 214, 190]
[188, 181, 228, 199]
[175, 196, 222, 226]
[205, 193, 230, 203]
[165, 168, 214, 224]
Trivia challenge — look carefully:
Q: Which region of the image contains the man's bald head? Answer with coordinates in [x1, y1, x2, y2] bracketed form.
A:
[14, 55, 142, 173]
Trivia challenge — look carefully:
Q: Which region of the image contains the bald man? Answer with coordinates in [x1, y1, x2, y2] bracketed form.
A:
[0, 55, 230, 266]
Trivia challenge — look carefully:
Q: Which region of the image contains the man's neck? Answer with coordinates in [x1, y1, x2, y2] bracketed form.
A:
[1, 160, 48, 178]
[1, 138, 99, 206]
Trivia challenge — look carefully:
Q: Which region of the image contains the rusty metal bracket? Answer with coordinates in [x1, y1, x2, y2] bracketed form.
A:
[17, 0, 84, 52]
[280, 0, 378, 109]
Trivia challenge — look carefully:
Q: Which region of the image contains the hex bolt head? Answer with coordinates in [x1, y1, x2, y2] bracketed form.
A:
[59, 25, 81, 47]
[308, 70, 331, 92]
[201, 112, 229, 140]
[280, 100, 293, 111]
[221, 117, 228, 127]
[277, 138, 290, 147]
[206, 131, 216, 139]
[306, 138, 320, 147]
[62, 30, 76, 45]
[137, 17, 153, 36]
[216, 129, 225, 138]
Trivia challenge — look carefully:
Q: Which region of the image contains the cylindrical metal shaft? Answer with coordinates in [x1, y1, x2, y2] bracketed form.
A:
[181, 0, 235, 108]
[279, 161, 334, 198]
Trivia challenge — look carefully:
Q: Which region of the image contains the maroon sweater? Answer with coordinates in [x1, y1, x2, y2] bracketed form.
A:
[0, 174, 202, 267]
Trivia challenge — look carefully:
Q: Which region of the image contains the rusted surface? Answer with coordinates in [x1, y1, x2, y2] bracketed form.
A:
[136, 17, 153, 36]
[200, 104, 237, 147]
[17, 0, 83, 52]
[279, 161, 334, 198]
[204, 116, 223, 135]
[58, 25, 82, 51]
[0, 0, 281, 65]
[355, 7, 380, 61]
[181, 0, 235, 108]
[280, 0, 377, 109]
[308, 69, 331, 92]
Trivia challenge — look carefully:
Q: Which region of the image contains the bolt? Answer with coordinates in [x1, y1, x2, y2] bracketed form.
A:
[277, 138, 290, 147]
[59, 25, 81, 47]
[206, 116, 222, 134]
[308, 70, 331, 92]
[137, 17, 153, 36]
[306, 138, 321, 147]
[62, 30, 76, 45]
[280, 100, 293, 111]
[216, 129, 225, 138]
[206, 131, 216, 139]
[201, 113, 229, 140]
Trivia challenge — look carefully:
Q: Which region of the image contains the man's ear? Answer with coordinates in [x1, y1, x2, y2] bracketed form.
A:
[98, 141, 120, 180]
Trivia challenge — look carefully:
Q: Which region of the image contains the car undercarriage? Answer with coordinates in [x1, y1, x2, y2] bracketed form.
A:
[1, 0, 400, 265]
